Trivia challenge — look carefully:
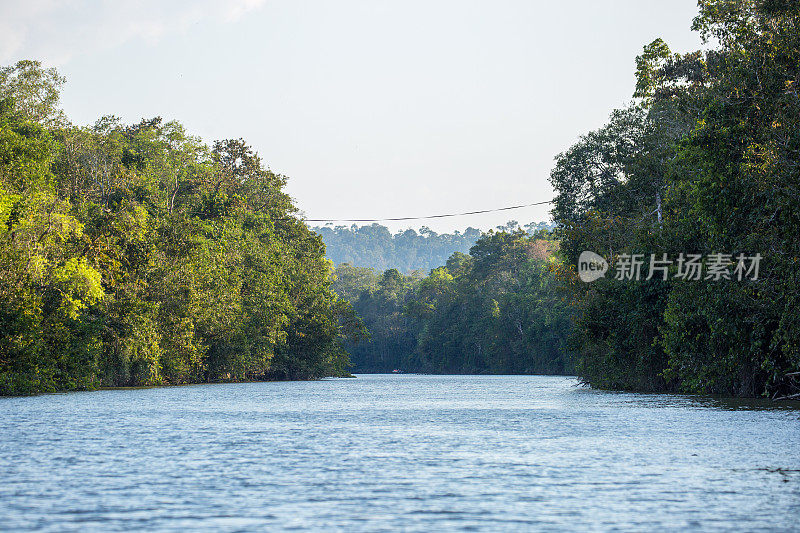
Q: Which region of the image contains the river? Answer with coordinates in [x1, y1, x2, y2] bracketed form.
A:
[1, 375, 798, 531]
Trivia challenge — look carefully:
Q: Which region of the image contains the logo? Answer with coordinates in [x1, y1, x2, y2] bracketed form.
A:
[578, 251, 608, 282]
[576, 251, 762, 282]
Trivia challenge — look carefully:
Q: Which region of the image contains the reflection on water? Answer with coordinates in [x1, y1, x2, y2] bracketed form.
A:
[1, 375, 798, 531]
[577, 384, 800, 412]
[692, 395, 800, 412]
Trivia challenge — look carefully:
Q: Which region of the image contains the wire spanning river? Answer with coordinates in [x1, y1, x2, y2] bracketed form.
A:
[1, 375, 799, 531]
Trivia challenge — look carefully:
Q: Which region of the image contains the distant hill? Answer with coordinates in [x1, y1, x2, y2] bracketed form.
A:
[312, 221, 554, 273]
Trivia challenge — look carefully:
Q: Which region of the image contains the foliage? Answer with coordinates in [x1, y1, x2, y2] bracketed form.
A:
[550, 0, 800, 397]
[0, 61, 358, 395]
[314, 221, 553, 273]
[336, 230, 573, 375]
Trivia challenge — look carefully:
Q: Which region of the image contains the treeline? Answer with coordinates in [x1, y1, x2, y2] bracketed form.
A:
[313, 221, 553, 273]
[333, 229, 572, 375]
[551, 0, 800, 397]
[0, 61, 360, 395]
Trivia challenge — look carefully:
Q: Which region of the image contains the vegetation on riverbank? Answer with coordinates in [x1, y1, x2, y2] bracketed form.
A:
[0, 61, 361, 395]
[327, 0, 800, 399]
[4, 1, 799, 400]
[333, 229, 573, 375]
[550, 0, 800, 398]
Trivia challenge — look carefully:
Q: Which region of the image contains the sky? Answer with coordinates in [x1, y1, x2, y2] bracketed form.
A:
[1, 0, 705, 234]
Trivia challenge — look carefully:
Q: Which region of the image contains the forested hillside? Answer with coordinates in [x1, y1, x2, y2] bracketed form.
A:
[333, 229, 572, 375]
[551, 0, 800, 398]
[314, 221, 552, 273]
[0, 61, 360, 395]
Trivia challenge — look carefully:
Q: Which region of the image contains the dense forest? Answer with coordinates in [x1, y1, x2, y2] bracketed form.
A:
[551, 0, 800, 398]
[332, 0, 800, 399]
[314, 221, 553, 273]
[0, 61, 361, 395]
[3, 0, 799, 400]
[333, 229, 572, 375]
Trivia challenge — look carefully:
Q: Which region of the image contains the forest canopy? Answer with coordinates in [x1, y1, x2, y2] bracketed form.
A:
[328, 0, 800, 399]
[550, 0, 800, 398]
[0, 60, 360, 395]
[314, 221, 553, 273]
[333, 229, 572, 375]
[3, 0, 799, 400]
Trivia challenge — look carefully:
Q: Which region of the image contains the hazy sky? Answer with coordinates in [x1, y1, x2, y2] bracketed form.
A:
[1, 0, 705, 233]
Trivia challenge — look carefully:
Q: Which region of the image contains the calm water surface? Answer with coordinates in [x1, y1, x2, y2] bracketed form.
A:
[1, 375, 799, 532]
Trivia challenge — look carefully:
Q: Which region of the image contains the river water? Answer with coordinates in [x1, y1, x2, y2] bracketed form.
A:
[1, 375, 798, 531]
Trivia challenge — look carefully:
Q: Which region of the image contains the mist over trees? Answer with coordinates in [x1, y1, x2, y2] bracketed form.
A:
[314, 221, 553, 273]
